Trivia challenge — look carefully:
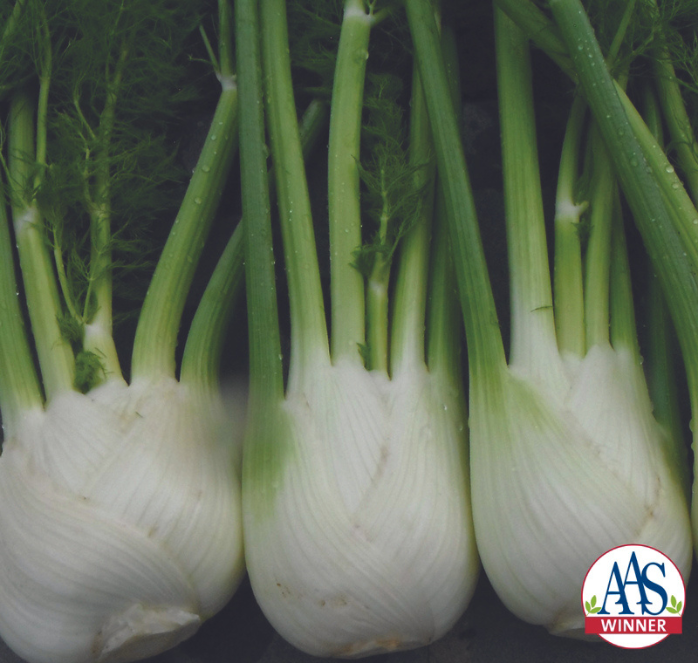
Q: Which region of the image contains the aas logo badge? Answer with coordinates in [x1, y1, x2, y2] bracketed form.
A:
[582, 544, 685, 648]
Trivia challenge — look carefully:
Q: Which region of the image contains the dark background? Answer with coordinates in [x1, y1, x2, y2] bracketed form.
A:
[2, 1, 696, 661]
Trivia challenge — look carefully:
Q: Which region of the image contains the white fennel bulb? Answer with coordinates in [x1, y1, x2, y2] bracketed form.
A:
[470, 343, 691, 636]
[405, 1, 692, 641]
[0, 377, 244, 663]
[238, 0, 478, 655]
[244, 358, 478, 657]
[0, 1, 245, 660]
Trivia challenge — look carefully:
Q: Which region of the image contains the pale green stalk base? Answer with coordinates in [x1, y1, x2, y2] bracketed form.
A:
[426, 186, 461, 383]
[260, 0, 329, 391]
[180, 225, 243, 389]
[328, 0, 372, 365]
[0, 192, 42, 431]
[83, 322, 124, 385]
[131, 85, 239, 381]
[83, 198, 121, 379]
[236, 0, 284, 411]
[390, 68, 434, 375]
[496, 9, 564, 391]
[9, 92, 75, 400]
[81, 41, 129, 382]
[553, 95, 586, 358]
[583, 126, 615, 350]
[366, 255, 390, 372]
[608, 194, 638, 356]
[405, 0, 506, 387]
[422, 23, 462, 387]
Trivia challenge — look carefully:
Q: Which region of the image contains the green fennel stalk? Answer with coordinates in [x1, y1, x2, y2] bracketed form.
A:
[494, 0, 698, 369]
[545, 0, 698, 557]
[0, 3, 247, 662]
[640, 81, 691, 499]
[406, 0, 691, 635]
[553, 94, 586, 357]
[239, 0, 478, 654]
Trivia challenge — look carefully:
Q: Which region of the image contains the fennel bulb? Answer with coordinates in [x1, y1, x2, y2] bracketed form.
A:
[470, 343, 691, 636]
[237, 0, 478, 655]
[245, 358, 476, 656]
[497, 0, 698, 579]
[0, 377, 243, 663]
[0, 1, 246, 661]
[406, 1, 692, 638]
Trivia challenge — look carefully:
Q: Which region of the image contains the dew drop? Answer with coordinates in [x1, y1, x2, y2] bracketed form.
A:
[195, 197, 202, 205]
[665, 165, 675, 173]
[210, 134, 217, 141]
[202, 165, 211, 173]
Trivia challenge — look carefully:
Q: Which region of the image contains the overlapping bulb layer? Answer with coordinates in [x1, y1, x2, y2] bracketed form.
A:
[471, 344, 692, 637]
[0, 377, 244, 663]
[244, 358, 479, 657]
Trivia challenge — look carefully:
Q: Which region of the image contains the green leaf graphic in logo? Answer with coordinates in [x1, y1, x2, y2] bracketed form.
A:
[666, 595, 683, 614]
[585, 595, 602, 615]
